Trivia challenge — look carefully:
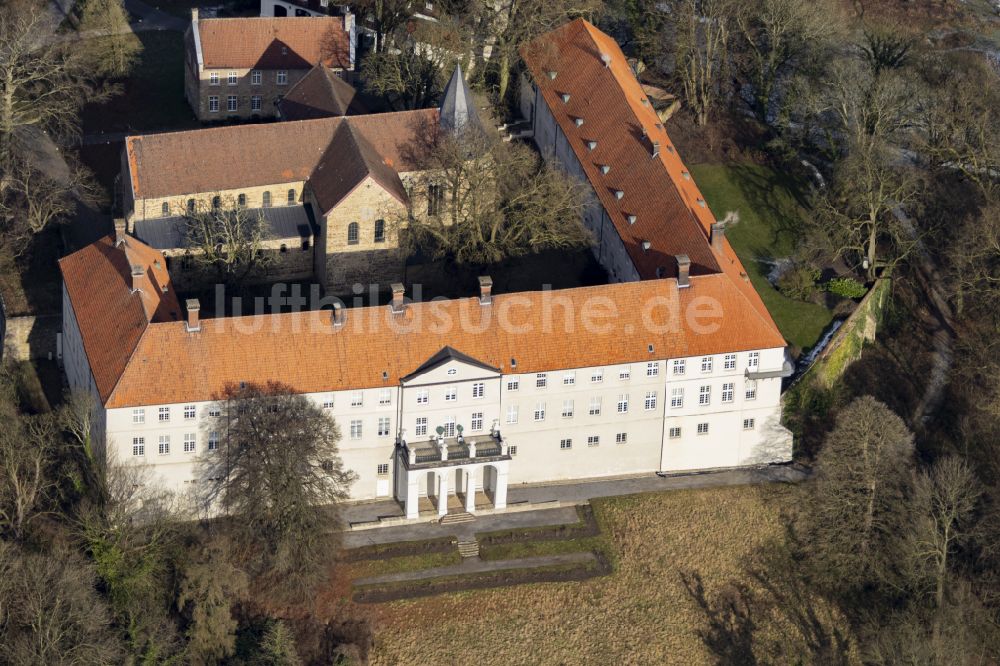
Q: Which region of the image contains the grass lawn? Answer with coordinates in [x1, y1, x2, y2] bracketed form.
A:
[81, 31, 198, 136]
[317, 485, 852, 665]
[690, 163, 833, 352]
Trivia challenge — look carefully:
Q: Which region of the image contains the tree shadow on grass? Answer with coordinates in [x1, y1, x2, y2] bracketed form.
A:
[727, 164, 811, 259]
[681, 571, 759, 665]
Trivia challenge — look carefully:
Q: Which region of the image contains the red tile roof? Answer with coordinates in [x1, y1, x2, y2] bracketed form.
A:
[278, 64, 367, 119]
[92, 271, 785, 409]
[195, 17, 350, 70]
[59, 235, 181, 403]
[125, 110, 437, 201]
[309, 121, 408, 212]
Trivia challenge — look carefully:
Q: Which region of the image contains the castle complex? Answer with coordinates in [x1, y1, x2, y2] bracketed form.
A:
[60, 19, 793, 520]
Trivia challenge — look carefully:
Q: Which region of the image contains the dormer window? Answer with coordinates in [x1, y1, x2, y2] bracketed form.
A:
[560, 93, 570, 103]
[586, 140, 597, 151]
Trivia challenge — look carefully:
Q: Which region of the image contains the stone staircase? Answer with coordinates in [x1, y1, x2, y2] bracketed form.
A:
[456, 538, 480, 558]
[439, 511, 475, 525]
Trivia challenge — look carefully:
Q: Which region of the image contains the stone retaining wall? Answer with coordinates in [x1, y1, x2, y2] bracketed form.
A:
[2, 314, 60, 362]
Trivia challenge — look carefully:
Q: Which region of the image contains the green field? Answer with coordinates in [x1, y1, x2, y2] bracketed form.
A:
[690, 163, 833, 351]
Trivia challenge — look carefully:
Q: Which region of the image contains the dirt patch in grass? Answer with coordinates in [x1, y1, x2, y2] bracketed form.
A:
[336, 484, 850, 665]
[352, 551, 613, 604]
[339, 536, 457, 563]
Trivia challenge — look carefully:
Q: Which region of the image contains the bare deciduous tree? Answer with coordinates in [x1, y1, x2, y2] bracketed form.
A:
[665, 0, 735, 126]
[183, 195, 273, 289]
[402, 125, 591, 264]
[202, 382, 355, 599]
[801, 396, 915, 591]
[0, 413, 58, 541]
[0, 156, 78, 257]
[78, 0, 142, 78]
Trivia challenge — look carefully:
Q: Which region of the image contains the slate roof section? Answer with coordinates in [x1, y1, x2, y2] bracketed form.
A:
[125, 110, 437, 200]
[402, 345, 502, 381]
[308, 122, 408, 213]
[133, 205, 318, 250]
[196, 17, 350, 70]
[278, 64, 367, 120]
[439, 65, 482, 133]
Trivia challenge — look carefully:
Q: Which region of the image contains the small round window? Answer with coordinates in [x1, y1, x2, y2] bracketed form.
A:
[447, 369, 457, 375]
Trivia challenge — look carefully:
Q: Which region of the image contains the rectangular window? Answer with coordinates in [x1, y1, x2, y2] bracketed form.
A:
[351, 391, 363, 407]
[670, 388, 684, 408]
[699, 385, 711, 406]
[322, 398, 334, 409]
[724, 354, 737, 370]
[562, 400, 574, 418]
[506, 377, 519, 391]
[158, 435, 170, 455]
[208, 431, 219, 450]
[443, 417, 455, 437]
[416, 389, 428, 404]
[183, 433, 196, 453]
[472, 382, 485, 398]
[158, 407, 170, 422]
[208, 95, 219, 112]
[415, 417, 427, 436]
[619, 366, 631, 381]
[697, 422, 709, 435]
[508, 445, 518, 456]
[377, 463, 389, 475]
[587, 435, 600, 447]
[617, 394, 629, 414]
[590, 368, 603, 383]
[227, 95, 237, 112]
[646, 361, 659, 377]
[132, 408, 145, 424]
[445, 386, 457, 402]
[277, 70, 288, 85]
[644, 391, 657, 410]
[616, 432, 627, 444]
[132, 437, 145, 456]
[379, 389, 392, 406]
[560, 438, 572, 450]
[377, 417, 390, 437]
[536, 373, 547, 388]
[506, 405, 518, 424]
[721, 382, 735, 403]
[427, 183, 443, 215]
[534, 403, 546, 421]
[669, 427, 681, 438]
[743, 418, 756, 430]
[227, 71, 237, 85]
[745, 380, 758, 400]
[701, 356, 713, 373]
[589, 397, 602, 416]
[209, 72, 219, 85]
[251, 95, 261, 111]
[471, 412, 483, 431]
[184, 404, 196, 420]
[350, 420, 362, 439]
[672, 359, 686, 375]
[748, 351, 760, 368]
[251, 70, 261, 85]
[208, 406, 221, 417]
[563, 372, 576, 385]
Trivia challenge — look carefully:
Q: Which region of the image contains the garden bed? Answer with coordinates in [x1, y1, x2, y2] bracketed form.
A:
[339, 536, 457, 563]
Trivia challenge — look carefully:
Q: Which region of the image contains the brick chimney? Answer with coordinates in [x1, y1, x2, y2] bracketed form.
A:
[676, 254, 691, 288]
[478, 276, 493, 305]
[390, 283, 406, 314]
[114, 218, 127, 246]
[130, 265, 144, 293]
[185, 298, 201, 332]
[711, 221, 726, 253]
[331, 301, 345, 328]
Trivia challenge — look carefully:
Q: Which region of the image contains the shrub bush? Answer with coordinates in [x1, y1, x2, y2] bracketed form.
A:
[777, 263, 821, 301]
[825, 277, 867, 299]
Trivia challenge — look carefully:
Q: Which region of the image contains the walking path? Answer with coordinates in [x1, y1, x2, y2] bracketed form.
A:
[342, 464, 808, 548]
[353, 552, 597, 587]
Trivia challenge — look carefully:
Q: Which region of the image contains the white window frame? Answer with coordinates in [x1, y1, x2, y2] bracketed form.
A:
[379, 388, 392, 406]
[672, 359, 686, 375]
[748, 351, 760, 368]
[158, 407, 170, 422]
[351, 391, 364, 407]
[183, 433, 196, 453]
[617, 394, 629, 414]
[721, 382, 735, 403]
[471, 412, 483, 431]
[209, 72, 219, 85]
[534, 402, 546, 421]
[563, 372, 576, 385]
[277, 70, 288, 85]
[251, 69, 262, 85]
[700, 356, 713, 373]
[250, 95, 262, 111]
[445, 386, 458, 402]
[208, 431, 219, 450]
[745, 380, 758, 400]
[208, 95, 219, 113]
[416, 389, 429, 404]
[415, 417, 427, 437]
[668, 427, 681, 439]
[508, 445, 518, 456]
[208, 406, 221, 417]
[322, 398, 334, 409]
[590, 368, 603, 383]
[587, 435, 600, 447]
[619, 366, 631, 381]
[158, 435, 170, 455]
[132, 437, 145, 456]
[699, 385, 711, 406]
[227, 95, 237, 112]
[506, 405, 518, 424]
[377, 463, 389, 475]
[616, 432, 627, 444]
[724, 354, 737, 371]
[350, 420, 363, 439]
[506, 377, 519, 391]
[443, 417, 456, 437]
[646, 361, 659, 377]
[670, 388, 684, 409]
[377, 417, 391, 437]
[743, 418, 756, 430]
[560, 438, 572, 450]
[227, 71, 237, 85]
[697, 422, 709, 435]
[132, 408, 145, 424]
[644, 391, 657, 411]
[561, 400, 574, 418]
[536, 373, 547, 388]
[589, 397, 602, 416]
[183, 404, 196, 420]
[472, 382, 485, 399]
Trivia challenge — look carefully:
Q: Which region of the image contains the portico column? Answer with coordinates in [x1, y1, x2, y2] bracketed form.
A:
[437, 472, 449, 517]
[405, 472, 420, 520]
[493, 466, 508, 510]
[464, 467, 476, 513]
